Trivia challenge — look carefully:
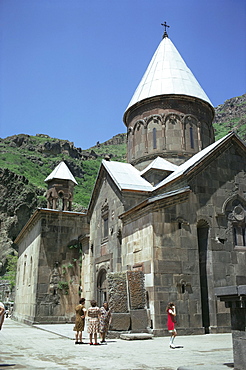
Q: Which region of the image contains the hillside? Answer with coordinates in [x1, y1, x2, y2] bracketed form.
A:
[213, 94, 246, 140]
[0, 94, 245, 275]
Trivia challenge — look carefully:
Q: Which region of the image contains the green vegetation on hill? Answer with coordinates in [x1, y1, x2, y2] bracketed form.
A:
[74, 158, 102, 207]
[213, 94, 246, 141]
[0, 94, 245, 210]
[0, 134, 127, 209]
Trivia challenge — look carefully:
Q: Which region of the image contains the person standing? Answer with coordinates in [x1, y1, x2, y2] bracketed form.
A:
[99, 301, 111, 343]
[0, 302, 5, 331]
[166, 302, 177, 348]
[87, 300, 101, 345]
[73, 298, 86, 344]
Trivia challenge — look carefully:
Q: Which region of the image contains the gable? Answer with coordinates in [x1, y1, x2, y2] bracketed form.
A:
[154, 132, 246, 192]
[184, 141, 246, 220]
[88, 160, 153, 217]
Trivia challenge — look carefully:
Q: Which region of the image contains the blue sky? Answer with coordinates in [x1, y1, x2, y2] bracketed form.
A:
[0, 0, 245, 149]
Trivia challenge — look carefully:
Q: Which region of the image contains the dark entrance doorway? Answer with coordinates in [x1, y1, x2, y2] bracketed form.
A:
[97, 269, 108, 307]
[197, 221, 210, 334]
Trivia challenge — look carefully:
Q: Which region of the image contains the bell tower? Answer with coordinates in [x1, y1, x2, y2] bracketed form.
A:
[123, 25, 215, 170]
[45, 161, 78, 211]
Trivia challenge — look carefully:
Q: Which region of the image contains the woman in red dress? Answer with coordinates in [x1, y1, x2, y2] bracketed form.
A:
[166, 302, 177, 348]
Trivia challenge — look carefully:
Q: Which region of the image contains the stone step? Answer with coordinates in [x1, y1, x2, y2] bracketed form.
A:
[120, 333, 153, 340]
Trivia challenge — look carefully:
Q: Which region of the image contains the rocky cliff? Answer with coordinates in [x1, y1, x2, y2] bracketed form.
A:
[0, 169, 38, 273]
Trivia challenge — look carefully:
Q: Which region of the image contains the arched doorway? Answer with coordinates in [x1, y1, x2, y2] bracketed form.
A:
[197, 220, 210, 334]
[97, 268, 108, 307]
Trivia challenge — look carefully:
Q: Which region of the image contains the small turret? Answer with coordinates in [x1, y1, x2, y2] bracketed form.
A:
[44, 161, 78, 211]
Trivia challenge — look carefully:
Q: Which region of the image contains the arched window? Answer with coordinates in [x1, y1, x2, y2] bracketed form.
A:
[226, 201, 246, 249]
[97, 268, 108, 307]
[58, 191, 64, 210]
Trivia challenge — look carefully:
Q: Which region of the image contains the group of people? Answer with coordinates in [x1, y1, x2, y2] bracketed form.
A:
[73, 298, 111, 345]
[74, 299, 177, 349]
[1, 298, 176, 349]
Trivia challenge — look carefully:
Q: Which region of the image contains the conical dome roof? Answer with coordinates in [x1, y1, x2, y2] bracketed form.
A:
[125, 36, 212, 113]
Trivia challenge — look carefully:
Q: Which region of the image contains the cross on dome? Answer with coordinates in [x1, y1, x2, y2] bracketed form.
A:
[161, 21, 170, 38]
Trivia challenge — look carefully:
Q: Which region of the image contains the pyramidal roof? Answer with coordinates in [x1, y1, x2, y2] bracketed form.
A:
[44, 161, 78, 185]
[125, 35, 212, 113]
[140, 156, 179, 175]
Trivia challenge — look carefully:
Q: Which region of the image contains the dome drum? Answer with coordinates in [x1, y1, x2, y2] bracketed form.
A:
[125, 94, 215, 169]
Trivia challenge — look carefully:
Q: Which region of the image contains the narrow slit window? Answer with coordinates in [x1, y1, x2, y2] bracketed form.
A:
[190, 126, 194, 148]
[153, 128, 157, 149]
[103, 217, 108, 239]
[233, 227, 237, 245]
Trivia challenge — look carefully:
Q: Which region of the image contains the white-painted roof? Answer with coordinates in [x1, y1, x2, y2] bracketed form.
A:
[99, 133, 241, 195]
[125, 36, 212, 112]
[44, 161, 78, 185]
[154, 133, 233, 190]
[140, 156, 179, 175]
[102, 160, 153, 192]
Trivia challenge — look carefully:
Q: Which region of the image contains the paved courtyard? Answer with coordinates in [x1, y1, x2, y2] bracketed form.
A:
[0, 318, 234, 370]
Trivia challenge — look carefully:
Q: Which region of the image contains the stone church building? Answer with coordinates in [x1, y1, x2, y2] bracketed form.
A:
[13, 30, 246, 336]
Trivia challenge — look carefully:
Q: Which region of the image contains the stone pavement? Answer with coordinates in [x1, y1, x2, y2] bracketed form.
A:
[0, 318, 234, 370]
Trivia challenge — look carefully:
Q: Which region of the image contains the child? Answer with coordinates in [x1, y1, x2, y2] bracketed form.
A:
[166, 302, 177, 348]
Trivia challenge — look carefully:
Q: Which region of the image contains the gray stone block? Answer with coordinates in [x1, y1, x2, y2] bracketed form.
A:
[110, 313, 130, 331]
[238, 285, 246, 295]
[120, 333, 153, 340]
[232, 330, 246, 370]
[214, 286, 237, 297]
[130, 309, 148, 331]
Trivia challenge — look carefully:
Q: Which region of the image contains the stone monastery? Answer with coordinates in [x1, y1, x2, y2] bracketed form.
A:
[13, 28, 246, 337]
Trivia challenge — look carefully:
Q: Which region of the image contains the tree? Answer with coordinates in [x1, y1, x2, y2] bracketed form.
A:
[4, 254, 18, 291]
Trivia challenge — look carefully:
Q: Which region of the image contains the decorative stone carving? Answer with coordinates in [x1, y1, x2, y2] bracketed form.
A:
[108, 272, 128, 313]
[49, 263, 60, 295]
[127, 271, 146, 310]
[227, 202, 245, 224]
[165, 113, 180, 126]
[233, 205, 245, 222]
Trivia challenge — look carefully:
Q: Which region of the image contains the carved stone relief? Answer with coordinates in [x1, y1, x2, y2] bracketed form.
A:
[224, 197, 246, 249]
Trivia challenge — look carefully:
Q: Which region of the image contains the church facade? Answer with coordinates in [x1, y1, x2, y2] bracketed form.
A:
[13, 30, 246, 335]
